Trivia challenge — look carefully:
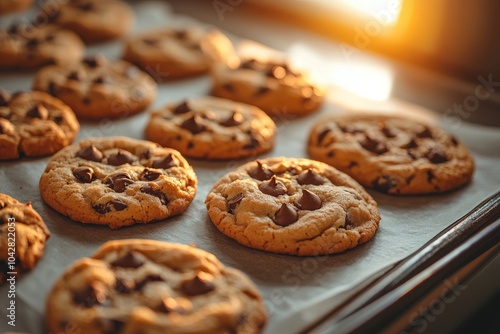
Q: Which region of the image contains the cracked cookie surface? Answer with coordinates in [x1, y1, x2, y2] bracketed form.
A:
[205, 157, 380, 256]
[0, 193, 50, 283]
[46, 239, 267, 334]
[145, 97, 276, 160]
[0, 90, 79, 160]
[39, 137, 197, 229]
[308, 114, 475, 195]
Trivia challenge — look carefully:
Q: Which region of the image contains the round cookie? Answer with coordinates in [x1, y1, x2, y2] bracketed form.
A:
[46, 239, 267, 334]
[123, 26, 234, 81]
[33, 55, 157, 119]
[0, 23, 84, 69]
[145, 97, 276, 160]
[39, 137, 197, 229]
[0, 193, 50, 283]
[41, 0, 134, 43]
[0, 0, 33, 15]
[205, 157, 380, 256]
[0, 90, 79, 160]
[212, 57, 324, 117]
[307, 114, 475, 195]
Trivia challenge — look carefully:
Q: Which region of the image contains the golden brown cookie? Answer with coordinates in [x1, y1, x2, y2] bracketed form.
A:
[39, 137, 197, 229]
[0, 0, 33, 15]
[46, 239, 267, 333]
[145, 97, 276, 160]
[307, 113, 475, 194]
[0, 89, 79, 160]
[205, 157, 380, 256]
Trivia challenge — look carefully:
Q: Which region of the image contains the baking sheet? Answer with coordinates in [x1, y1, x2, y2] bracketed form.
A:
[1, 2, 500, 333]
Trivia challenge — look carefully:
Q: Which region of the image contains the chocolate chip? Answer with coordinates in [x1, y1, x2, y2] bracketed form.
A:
[141, 148, 152, 159]
[187, 141, 194, 149]
[141, 168, 161, 181]
[380, 124, 396, 138]
[360, 135, 388, 155]
[427, 170, 435, 183]
[93, 198, 127, 214]
[427, 147, 448, 164]
[372, 175, 397, 193]
[243, 135, 260, 150]
[294, 189, 322, 210]
[406, 175, 415, 185]
[222, 83, 235, 92]
[93, 76, 113, 85]
[105, 173, 134, 193]
[259, 176, 287, 197]
[220, 111, 244, 127]
[248, 161, 274, 181]
[83, 55, 105, 68]
[76, 145, 103, 162]
[125, 66, 140, 79]
[115, 277, 135, 293]
[239, 59, 258, 69]
[75, 1, 95, 11]
[181, 115, 205, 134]
[25, 38, 40, 50]
[73, 284, 108, 307]
[48, 81, 57, 96]
[274, 203, 298, 227]
[159, 297, 186, 314]
[417, 127, 433, 138]
[0, 89, 10, 107]
[93, 203, 110, 214]
[142, 38, 158, 45]
[173, 101, 190, 114]
[450, 136, 459, 146]
[111, 252, 145, 268]
[72, 166, 94, 183]
[7, 23, 20, 36]
[152, 154, 176, 169]
[228, 193, 244, 213]
[317, 128, 331, 145]
[405, 137, 418, 149]
[174, 30, 187, 40]
[45, 34, 55, 42]
[107, 149, 135, 166]
[112, 198, 127, 211]
[67, 70, 83, 81]
[181, 272, 215, 296]
[254, 86, 270, 96]
[348, 161, 358, 169]
[26, 104, 49, 120]
[140, 185, 169, 206]
[297, 170, 324, 185]
[82, 97, 91, 105]
[135, 274, 163, 291]
[97, 318, 125, 334]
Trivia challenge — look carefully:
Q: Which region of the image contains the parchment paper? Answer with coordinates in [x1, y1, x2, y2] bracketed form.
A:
[1, 2, 499, 333]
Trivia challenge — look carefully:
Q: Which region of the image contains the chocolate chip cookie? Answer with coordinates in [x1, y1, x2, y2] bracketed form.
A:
[0, 0, 33, 15]
[33, 55, 157, 119]
[205, 158, 380, 256]
[212, 57, 324, 117]
[39, 137, 197, 229]
[145, 97, 276, 160]
[0, 193, 50, 283]
[0, 90, 79, 160]
[40, 0, 134, 43]
[0, 22, 84, 69]
[46, 239, 267, 333]
[123, 26, 234, 81]
[308, 114, 475, 194]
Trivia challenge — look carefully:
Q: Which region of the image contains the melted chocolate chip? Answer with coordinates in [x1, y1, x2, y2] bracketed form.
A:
[7, 23, 20, 36]
[181, 115, 205, 134]
[220, 111, 244, 127]
[450, 136, 459, 146]
[105, 173, 133, 193]
[141, 148, 152, 159]
[372, 175, 397, 193]
[25, 38, 40, 50]
[67, 70, 83, 81]
[417, 127, 433, 138]
[297, 170, 324, 185]
[83, 55, 105, 68]
[140, 185, 168, 206]
[274, 203, 298, 227]
[115, 277, 135, 293]
[380, 124, 396, 138]
[107, 149, 135, 166]
[405, 137, 418, 149]
[93, 76, 113, 85]
[259, 176, 287, 197]
[97, 318, 125, 334]
[182, 272, 215, 296]
[254, 86, 270, 96]
[360, 135, 388, 155]
[111, 252, 145, 268]
[112, 199, 127, 211]
[73, 284, 108, 307]
[82, 97, 91, 105]
[76, 145, 103, 162]
[348, 161, 359, 169]
[317, 128, 331, 145]
[427, 170, 435, 183]
[48, 81, 57, 96]
[228, 193, 244, 213]
[72, 166, 94, 183]
[141, 168, 161, 181]
[0, 90, 10, 107]
[243, 135, 260, 150]
[26, 104, 49, 120]
[427, 147, 448, 164]
[248, 161, 273, 181]
[294, 189, 322, 210]
[93, 198, 127, 214]
[173, 101, 190, 114]
[152, 154, 176, 169]
[135, 274, 163, 291]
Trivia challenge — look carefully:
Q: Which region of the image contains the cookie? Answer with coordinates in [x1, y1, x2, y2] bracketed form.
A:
[145, 97, 276, 160]
[0, 0, 33, 15]
[123, 26, 234, 81]
[0, 22, 84, 69]
[212, 57, 324, 117]
[41, 0, 134, 43]
[205, 157, 380, 256]
[39, 137, 197, 229]
[32, 55, 157, 119]
[46, 239, 267, 333]
[0, 89, 79, 160]
[307, 114, 475, 194]
[0, 193, 50, 283]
